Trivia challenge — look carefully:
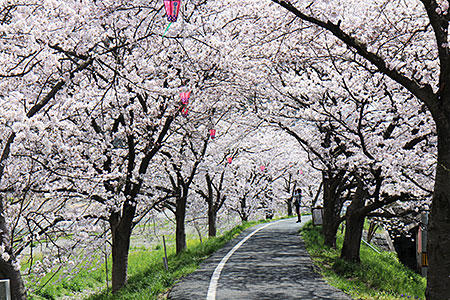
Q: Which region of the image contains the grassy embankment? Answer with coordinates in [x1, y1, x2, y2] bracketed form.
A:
[30, 217, 287, 299]
[301, 221, 426, 300]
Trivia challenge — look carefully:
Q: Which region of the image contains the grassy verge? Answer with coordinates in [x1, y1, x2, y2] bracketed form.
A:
[301, 221, 426, 300]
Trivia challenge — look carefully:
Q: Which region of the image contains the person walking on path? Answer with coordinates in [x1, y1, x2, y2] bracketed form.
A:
[294, 188, 302, 223]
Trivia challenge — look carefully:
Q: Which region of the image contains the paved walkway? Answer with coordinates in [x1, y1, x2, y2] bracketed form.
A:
[169, 217, 351, 300]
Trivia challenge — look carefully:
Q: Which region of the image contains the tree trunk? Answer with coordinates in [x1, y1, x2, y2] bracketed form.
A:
[109, 202, 135, 293]
[0, 259, 26, 300]
[205, 175, 217, 237]
[340, 180, 366, 263]
[240, 197, 248, 223]
[241, 214, 248, 223]
[207, 205, 217, 237]
[0, 199, 26, 300]
[322, 184, 338, 247]
[287, 198, 293, 216]
[323, 221, 340, 248]
[322, 171, 335, 247]
[426, 120, 450, 299]
[322, 171, 344, 248]
[175, 196, 187, 254]
[111, 228, 130, 293]
[340, 213, 365, 263]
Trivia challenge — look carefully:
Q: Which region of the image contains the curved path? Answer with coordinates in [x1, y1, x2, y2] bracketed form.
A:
[169, 217, 351, 300]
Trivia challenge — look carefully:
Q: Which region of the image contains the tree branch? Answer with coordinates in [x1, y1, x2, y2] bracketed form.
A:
[271, 0, 438, 114]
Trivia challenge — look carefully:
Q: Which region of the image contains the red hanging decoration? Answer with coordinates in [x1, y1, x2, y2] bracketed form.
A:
[260, 165, 266, 172]
[180, 91, 191, 105]
[299, 169, 303, 175]
[209, 129, 216, 139]
[227, 157, 232, 164]
[164, 0, 181, 22]
[182, 107, 189, 116]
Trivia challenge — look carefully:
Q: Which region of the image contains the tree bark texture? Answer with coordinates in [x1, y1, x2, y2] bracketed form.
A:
[323, 219, 340, 249]
[340, 213, 365, 263]
[0, 199, 26, 300]
[287, 198, 293, 216]
[111, 229, 130, 293]
[109, 202, 135, 293]
[175, 196, 187, 254]
[322, 171, 345, 248]
[240, 197, 248, 223]
[340, 181, 366, 263]
[205, 173, 217, 237]
[207, 205, 217, 237]
[426, 118, 450, 300]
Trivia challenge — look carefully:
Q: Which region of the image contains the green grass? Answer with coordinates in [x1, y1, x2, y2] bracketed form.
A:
[301, 222, 426, 300]
[29, 255, 109, 299]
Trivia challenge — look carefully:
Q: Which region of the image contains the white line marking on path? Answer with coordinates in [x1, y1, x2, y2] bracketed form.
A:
[206, 219, 287, 300]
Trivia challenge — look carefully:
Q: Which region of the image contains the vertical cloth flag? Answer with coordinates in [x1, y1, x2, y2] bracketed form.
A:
[180, 91, 191, 105]
[164, 0, 181, 22]
[209, 129, 216, 139]
[163, 0, 181, 36]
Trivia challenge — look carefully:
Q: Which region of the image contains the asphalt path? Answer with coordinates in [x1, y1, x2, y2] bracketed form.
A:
[169, 217, 351, 300]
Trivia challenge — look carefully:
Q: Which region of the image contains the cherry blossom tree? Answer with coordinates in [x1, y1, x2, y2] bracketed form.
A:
[195, 150, 231, 237]
[0, 0, 220, 294]
[267, 2, 447, 296]
[157, 126, 210, 254]
[261, 61, 433, 260]
[0, 2, 96, 297]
